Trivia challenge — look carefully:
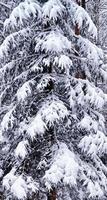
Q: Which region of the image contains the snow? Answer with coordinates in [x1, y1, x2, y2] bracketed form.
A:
[54, 55, 72, 75]
[37, 75, 55, 92]
[27, 98, 68, 138]
[74, 79, 106, 109]
[43, 0, 65, 22]
[11, 175, 27, 199]
[27, 114, 46, 139]
[44, 143, 79, 189]
[3, 169, 38, 199]
[35, 31, 71, 54]
[40, 98, 69, 126]
[11, 175, 38, 199]
[1, 0, 107, 198]
[87, 181, 103, 198]
[74, 5, 97, 38]
[17, 80, 35, 102]
[3, 167, 17, 190]
[1, 106, 15, 131]
[79, 130, 107, 157]
[78, 36, 103, 67]
[0, 28, 30, 62]
[15, 140, 29, 159]
[4, 0, 42, 30]
[79, 114, 98, 132]
[0, 130, 4, 142]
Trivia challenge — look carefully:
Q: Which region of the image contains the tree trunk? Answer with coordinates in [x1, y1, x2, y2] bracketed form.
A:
[81, 0, 86, 9]
[75, 0, 86, 79]
[47, 188, 57, 200]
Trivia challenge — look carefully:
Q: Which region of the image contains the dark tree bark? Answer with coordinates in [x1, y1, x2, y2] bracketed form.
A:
[81, 0, 86, 9]
[75, 0, 86, 79]
[47, 188, 57, 200]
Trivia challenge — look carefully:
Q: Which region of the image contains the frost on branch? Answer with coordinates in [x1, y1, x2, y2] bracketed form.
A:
[78, 36, 103, 68]
[4, 0, 42, 32]
[3, 168, 38, 199]
[35, 30, 71, 54]
[79, 130, 107, 157]
[27, 114, 46, 139]
[43, 0, 65, 23]
[73, 5, 97, 38]
[36, 75, 55, 92]
[27, 98, 69, 138]
[15, 140, 29, 159]
[17, 80, 35, 102]
[54, 55, 72, 75]
[69, 79, 106, 110]
[1, 106, 16, 132]
[1, 0, 107, 199]
[81, 163, 105, 199]
[0, 28, 31, 64]
[44, 143, 79, 189]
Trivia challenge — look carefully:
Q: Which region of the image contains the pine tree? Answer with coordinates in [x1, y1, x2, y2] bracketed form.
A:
[86, 0, 107, 47]
[0, 0, 107, 199]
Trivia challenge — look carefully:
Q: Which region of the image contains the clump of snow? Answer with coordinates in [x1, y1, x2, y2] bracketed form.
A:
[79, 114, 98, 132]
[4, 0, 42, 31]
[35, 31, 71, 54]
[3, 167, 17, 190]
[27, 114, 46, 139]
[17, 80, 35, 101]
[15, 140, 29, 159]
[31, 63, 43, 73]
[1, 106, 15, 131]
[87, 181, 103, 198]
[43, 0, 65, 22]
[74, 79, 106, 109]
[0, 28, 30, 62]
[74, 5, 97, 38]
[81, 164, 105, 199]
[27, 98, 69, 138]
[78, 36, 103, 67]
[37, 75, 55, 92]
[41, 98, 69, 126]
[44, 143, 79, 189]
[11, 175, 38, 199]
[3, 168, 38, 199]
[79, 130, 107, 157]
[69, 87, 76, 109]
[54, 55, 72, 75]
[11, 175, 27, 199]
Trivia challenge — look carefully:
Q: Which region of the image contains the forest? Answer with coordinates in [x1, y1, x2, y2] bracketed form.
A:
[0, 0, 107, 199]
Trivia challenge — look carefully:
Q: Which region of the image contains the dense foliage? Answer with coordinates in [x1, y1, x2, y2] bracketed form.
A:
[0, 0, 107, 199]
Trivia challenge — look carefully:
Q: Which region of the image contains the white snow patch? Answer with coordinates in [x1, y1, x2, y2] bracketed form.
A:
[44, 143, 79, 189]
[17, 80, 34, 101]
[43, 0, 65, 22]
[35, 31, 71, 54]
[27, 114, 46, 139]
[79, 130, 107, 156]
[15, 140, 29, 159]
[4, 0, 42, 30]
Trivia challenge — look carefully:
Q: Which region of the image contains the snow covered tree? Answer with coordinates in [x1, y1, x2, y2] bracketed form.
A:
[86, 0, 107, 47]
[0, 0, 107, 199]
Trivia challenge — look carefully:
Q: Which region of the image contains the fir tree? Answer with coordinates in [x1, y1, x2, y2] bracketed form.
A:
[0, 0, 107, 199]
